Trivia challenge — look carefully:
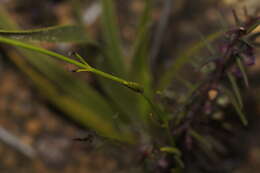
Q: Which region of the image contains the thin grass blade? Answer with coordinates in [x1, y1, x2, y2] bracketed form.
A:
[222, 87, 248, 126]
[189, 130, 212, 150]
[227, 72, 243, 107]
[236, 58, 249, 87]
[0, 6, 134, 142]
[160, 146, 182, 156]
[130, 0, 153, 120]
[158, 31, 224, 90]
[8, 51, 133, 142]
[0, 25, 89, 43]
[100, 0, 125, 76]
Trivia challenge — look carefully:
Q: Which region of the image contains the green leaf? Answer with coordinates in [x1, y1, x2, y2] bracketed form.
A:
[227, 72, 243, 108]
[158, 31, 224, 90]
[0, 25, 89, 43]
[96, 62, 143, 125]
[0, 36, 87, 67]
[131, 0, 152, 74]
[175, 74, 196, 90]
[97, 0, 152, 125]
[160, 146, 184, 168]
[0, 6, 18, 29]
[173, 81, 202, 126]
[247, 32, 260, 47]
[160, 146, 182, 156]
[0, 6, 134, 142]
[189, 130, 212, 150]
[174, 156, 185, 168]
[197, 30, 216, 55]
[101, 0, 125, 76]
[246, 18, 260, 34]
[236, 58, 249, 87]
[0, 35, 143, 140]
[98, 0, 137, 121]
[222, 87, 248, 126]
[0, 35, 142, 93]
[8, 52, 133, 142]
[130, 0, 153, 120]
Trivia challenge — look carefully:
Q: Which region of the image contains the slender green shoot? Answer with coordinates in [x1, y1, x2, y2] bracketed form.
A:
[160, 146, 182, 156]
[227, 72, 243, 108]
[246, 19, 260, 34]
[236, 58, 249, 87]
[222, 87, 248, 126]
[0, 36, 143, 93]
[74, 52, 90, 67]
[77, 67, 143, 93]
[0, 25, 89, 43]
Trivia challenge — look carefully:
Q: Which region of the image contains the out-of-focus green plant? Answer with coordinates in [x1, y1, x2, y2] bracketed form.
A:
[0, 2, 259, 172]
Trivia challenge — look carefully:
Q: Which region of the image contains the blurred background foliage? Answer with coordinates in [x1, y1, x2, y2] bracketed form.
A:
[0, 0, 259, 172]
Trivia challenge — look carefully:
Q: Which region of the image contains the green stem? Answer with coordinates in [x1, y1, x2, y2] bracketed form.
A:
[142, 94, 164, 123]
[0, 36, 144, 93]
[142, 94, 175, 145]
[0, 36, 86, 68]
[79, 67, 143, 93]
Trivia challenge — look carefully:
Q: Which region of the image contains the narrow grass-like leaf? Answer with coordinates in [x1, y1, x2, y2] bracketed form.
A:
[77, 65, 144, 93]
[101, 0, 125, 76]
[0, 7, 135, 142]
[189, 130, 218, 161]
[236, 58, 249, 87]
[197, 30, 216, 55]
[222, 87, 248, 126]
[74, 52, 90, 66]
[0, 36, 87, 68]
[0, 36, 144, 93]
[158, 31, 224, 90]
[97, 0, 143, 123]
[7, 51, 133, 142]
[160, 146, 182, 156]
[0, 25, 89, 43]
[130, 0, 153, 120]
[248, 32, 260, 47]
[9, 46, 134, 141]
[96, 62, 142, 124]
[160, 146, 184, 168]
[173, 81, 202, 126]
[227, 72, 243, 107]
[246, 19, 260, 34]
[131, 0, 152, 73]
[0, 6, 18, 29]
[175, 75, 196, 90]
[174, 156, 185, 168]
[189, 130, 212, 150]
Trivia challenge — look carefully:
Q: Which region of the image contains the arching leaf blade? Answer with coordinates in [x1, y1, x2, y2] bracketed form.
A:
[157, 31, 224, 90]
[101, 0, 126, 77]
[0, 25, 89, 43]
